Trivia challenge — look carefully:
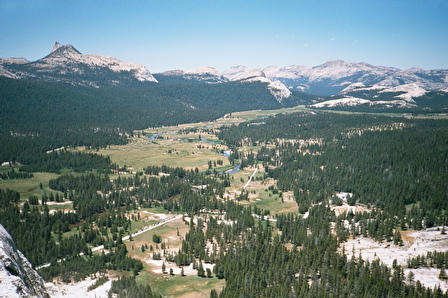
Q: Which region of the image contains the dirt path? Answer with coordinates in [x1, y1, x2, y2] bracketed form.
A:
[243, 167, 258, 190]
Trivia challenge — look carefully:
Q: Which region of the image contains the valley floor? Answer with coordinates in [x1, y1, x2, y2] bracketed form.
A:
[3, 107, 448, 297]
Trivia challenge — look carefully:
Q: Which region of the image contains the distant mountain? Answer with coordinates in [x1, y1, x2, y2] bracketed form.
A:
[156, 65, 292, 102]
[1, 43, 447, 110]
[263, 60, 448, 97]
[0, 42, 158, 87]
[155, 67, 227, 84]
[221, 66, 291, 102]
[156, 60, 447, 105]
[309, 80, 448, 111]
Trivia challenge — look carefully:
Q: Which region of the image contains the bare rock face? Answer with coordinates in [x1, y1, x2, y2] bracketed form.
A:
[0, 224, 48, 297]
[0, 42, 158, 87]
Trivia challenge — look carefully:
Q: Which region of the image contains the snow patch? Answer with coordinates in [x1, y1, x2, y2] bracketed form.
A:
[46, 276, 113, 298]
[311, 96, 416, 108]
[148, 259, 215, 276]
[312, 97, 371, 108]
[340, 227, 448, 292]
[379, 83, 427, 102]
[403, 268, 448, 292]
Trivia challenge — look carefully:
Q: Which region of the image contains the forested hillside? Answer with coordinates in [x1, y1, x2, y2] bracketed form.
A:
[2, 73, 448, 296]
[218, 112, 448, 219]
[0, 77, 310, 168]
[211, 111, 448, 296]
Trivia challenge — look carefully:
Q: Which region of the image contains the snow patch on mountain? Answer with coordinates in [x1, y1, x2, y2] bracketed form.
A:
[312, 97, 371, 108]
[373, 100, 417, 108]
[343, 84, 386, 92]
[379, 83, 427, 102]
[312, 96, 416, 108]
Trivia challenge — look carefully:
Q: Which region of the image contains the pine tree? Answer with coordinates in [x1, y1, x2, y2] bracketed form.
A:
[198, 262, 205, 277]
[210, 289, 218, 298]
[393, 230, 403, 246]
[439, 268, 447, 280]
[407, 271, 415, 285]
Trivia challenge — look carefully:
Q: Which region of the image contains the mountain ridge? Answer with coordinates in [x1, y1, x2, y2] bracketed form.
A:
[156, 61, 448, 97]
[0, 42, 158, 87]
[1, 42, 447, 108]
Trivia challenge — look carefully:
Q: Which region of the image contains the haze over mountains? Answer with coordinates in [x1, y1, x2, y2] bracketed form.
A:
[1, 42, 448, 109]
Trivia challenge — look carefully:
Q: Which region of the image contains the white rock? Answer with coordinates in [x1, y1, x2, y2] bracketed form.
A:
[0, 224, 48, 297]
[311, 97, 371, 108]
[186, 66, 220, 77]
[378, 83, 427, 102]
[222, 66, 291, 101]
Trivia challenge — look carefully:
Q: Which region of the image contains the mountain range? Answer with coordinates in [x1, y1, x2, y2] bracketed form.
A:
[1, 42, 448, 109]
[0, 42, 157, 88]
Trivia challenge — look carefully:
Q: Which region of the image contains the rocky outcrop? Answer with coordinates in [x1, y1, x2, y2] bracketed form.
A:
[0, 224, 48, 297]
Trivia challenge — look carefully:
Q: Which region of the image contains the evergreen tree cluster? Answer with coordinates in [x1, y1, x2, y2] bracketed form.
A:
[109, 276, 160, 298]
[219, 112, 448, 224]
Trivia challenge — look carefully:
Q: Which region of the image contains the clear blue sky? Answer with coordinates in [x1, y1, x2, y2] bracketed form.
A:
[1, 0, 447, 72]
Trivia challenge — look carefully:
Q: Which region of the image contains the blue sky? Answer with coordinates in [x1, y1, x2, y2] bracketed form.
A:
[0, 0, 447, 72]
